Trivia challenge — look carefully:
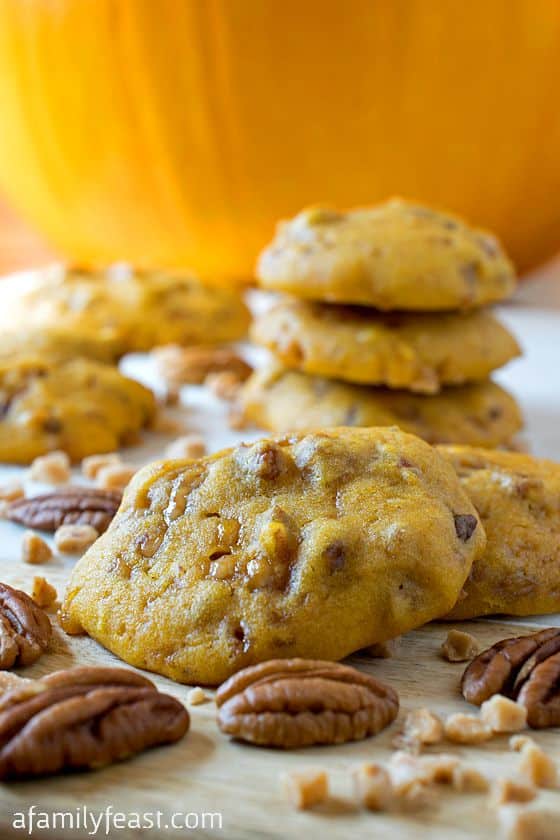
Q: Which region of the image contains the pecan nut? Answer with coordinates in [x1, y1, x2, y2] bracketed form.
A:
[0, 583, 52, 669]
[7, 488, 122, 533]
[461, 628, 560, 728]
[216, 658, 399, 748]
[0, 666, 189, 779]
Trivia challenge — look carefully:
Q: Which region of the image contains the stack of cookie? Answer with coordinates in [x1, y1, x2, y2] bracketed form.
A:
[241, 199, 523, 448]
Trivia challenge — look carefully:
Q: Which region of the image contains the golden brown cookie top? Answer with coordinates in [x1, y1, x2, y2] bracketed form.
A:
[0, 265, 250, 352]
[251, 298, 521, 392]
[439, 446, 560, 620]
[257, 199, 516, 310]
[62, 426, 485, 685]
[0, 327, 123, 364]
[0, 355, 155, 464]
[239, 366, 523, 449]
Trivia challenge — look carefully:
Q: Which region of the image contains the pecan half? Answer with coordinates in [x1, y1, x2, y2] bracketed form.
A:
[0, 583, 52, 669]
[0, 666, 189, 779]
[7, 488, 122, 533]
[461, 628, 560, 728]
[216, 658, 399, 748]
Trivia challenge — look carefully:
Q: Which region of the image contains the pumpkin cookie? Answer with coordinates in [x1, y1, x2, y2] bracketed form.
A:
[258, 199, 516, 310]
[61, 427, 485, 685]
[440, 446, 560, 619]
[0, 356, 155, 464]
[0, 327, 122, 364]
[238, 367, 522, 448]
[252, 299, 521, 393]
[0, 265, 250, 353]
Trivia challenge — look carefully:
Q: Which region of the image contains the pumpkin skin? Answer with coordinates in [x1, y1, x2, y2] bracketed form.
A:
[0, 1, 559, 282]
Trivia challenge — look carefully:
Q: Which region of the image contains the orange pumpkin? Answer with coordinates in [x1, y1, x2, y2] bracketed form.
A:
[0, 0, 559, 283]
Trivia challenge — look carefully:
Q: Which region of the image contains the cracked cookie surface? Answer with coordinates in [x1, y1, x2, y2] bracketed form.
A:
[0, 266, 250, 353]
[239, 367, 523, 448]
[252, 299, 520, 393]
[440, 446, 560, 619]
[0, 356, 155, 464]
[61, 427, 485, 685]
[257, 199, 516, 310]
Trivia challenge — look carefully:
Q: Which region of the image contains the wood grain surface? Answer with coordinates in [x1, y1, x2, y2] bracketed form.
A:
[0, 549, 558, 839]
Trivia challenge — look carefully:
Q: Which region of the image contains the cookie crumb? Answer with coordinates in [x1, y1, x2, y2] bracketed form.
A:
[490, 777, 536, 806]
[187, 687, 208, 706]
[441, 629, 481, 662]
[353, 763, 393, 811]
[0, 482, 24, 502]
[498, 805, 560, 840]
[81, 452, 122, 480]
[510, 735, 534, 753]
[95, 464, 136, 491]
[481, 695, 527, 733]
[31, 577, 58, 609]
[54, 524, 99, 554]
[165, 435, 207, 460]
[394, 708, 444, 751]
[22, 531, 53, 565]
[517, 741, 557, 788]
[205, 370, 244, 401]
[282, 769, 328, 810]
[29, 451, 71, 485]
[444, 713, 493, 744]
[451, 765, 489, 793]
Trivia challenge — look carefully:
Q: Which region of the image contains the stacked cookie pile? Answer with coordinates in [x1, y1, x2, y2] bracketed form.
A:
[241, 199, 523, 448]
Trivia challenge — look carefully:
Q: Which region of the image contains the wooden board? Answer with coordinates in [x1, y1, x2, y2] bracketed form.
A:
[0, 545, 559, 839]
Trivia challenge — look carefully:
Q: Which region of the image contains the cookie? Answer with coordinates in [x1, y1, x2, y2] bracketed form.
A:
[252, 299, 521, 393]
[257, 200, 516, 310]
[440, 446, 560, 619]
[238, 367, 523, 448]
[60, 428, 485, 685]
[0, 328, 122, 364]
[0, 265, 250, 353]
[0, 356, 156, 464]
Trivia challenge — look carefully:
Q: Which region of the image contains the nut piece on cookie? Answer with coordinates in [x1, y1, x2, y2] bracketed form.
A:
[444, 714, 493, 744]
[31, 577, 58, 609]
[205, 370, 246, 401]
[60, 427, 485, 685]
[22, 531, 53, 565]
[54, 524, 99, 554]
[29, 451, 71, 485]
[441, 629, 481, 662]
[481, 695, 527, 733]
[353, 763, 393, 811]
[282, 769, 328, 811]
